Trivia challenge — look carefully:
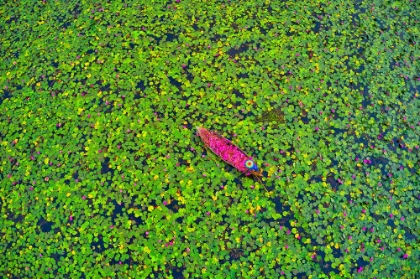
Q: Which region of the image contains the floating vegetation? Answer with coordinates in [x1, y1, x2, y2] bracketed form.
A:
[256, 107, 285, 125]
[1, 0, 419, 278]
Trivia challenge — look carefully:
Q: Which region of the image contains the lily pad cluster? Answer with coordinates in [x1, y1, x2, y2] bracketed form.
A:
[1, 0, 419, 278]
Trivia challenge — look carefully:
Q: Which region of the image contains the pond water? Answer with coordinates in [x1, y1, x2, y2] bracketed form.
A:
[1, 0, 419, 278]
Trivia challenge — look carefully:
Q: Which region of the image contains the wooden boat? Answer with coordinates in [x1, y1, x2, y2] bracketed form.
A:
[196, 127, 262, 176]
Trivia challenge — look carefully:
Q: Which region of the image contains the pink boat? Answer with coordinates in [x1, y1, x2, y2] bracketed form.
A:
[196, 127, 262, 176]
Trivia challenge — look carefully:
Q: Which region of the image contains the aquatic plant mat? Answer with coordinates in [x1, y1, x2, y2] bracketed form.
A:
[1, 0, 419, 278]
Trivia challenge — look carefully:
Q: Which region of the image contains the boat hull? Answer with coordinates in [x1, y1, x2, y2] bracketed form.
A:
[196, 127, 261, 176]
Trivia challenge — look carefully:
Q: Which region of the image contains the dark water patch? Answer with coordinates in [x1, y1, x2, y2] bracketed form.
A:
[272, 196, 291, 216]
[371, 212, 384, 222]
[387, 137, 408, 154]
[166, 199, 184, 215]
[356, 256, 370, 271]
[47, 79, 56, 88]
[51, 250, 68, 263]
[370, 156, 390, 176]
[61, 21, 71, 29]
[166, 33, 177, 42]
[312, 19, 321, 33]
[355, 63, 365, 74]
[231, 88, 245, 101]
[51, 61, 59, 68]
[126, 210, 144, 226]
[350, 135, 369, 147]
[326, 175, 341, 192]
[110, 254, 131, 266]
[177, 153, 190, 168]
[228, 248, 244, 261]
[8, 213, 24, 225]
[331, 247, 343, 259]
[175, 215, 184, 224]
[110, 200, 124, 224]
[101, 157, 111, 174]
[219, 240, 258, 267]
[315, 249, 341, 276]
[101, 99, 114, 113]
[402, 225, 417, 241]
[210, 34, 226, 43]
[71, 169, 79, 181]
[238, 73, 249, 79]
[184, 68, 193, 82]
[374, 18, 388, 32]
[5, 15, 19, 25]
[129, 42, 137, 50]
[165, 262, 186, 278]
[356, 46, 364, 56]
[168, 76, 182, 88]
[74, 78, 88, 87]
[359, 86, 372, 109]
[330, 127, 347, 136]
[226, 44, 249, 57]
[308, 176, 322, 184]
[136, 80, 146, 91]
[1, 89, 12, 105]
[38, 217, 54, 233]
[71, 2, 82, 18]
[300, 111, 310, 124]
[292, 271, 312, 278]
[271, 206, 294, 229]
[91, 235, 105, 252]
